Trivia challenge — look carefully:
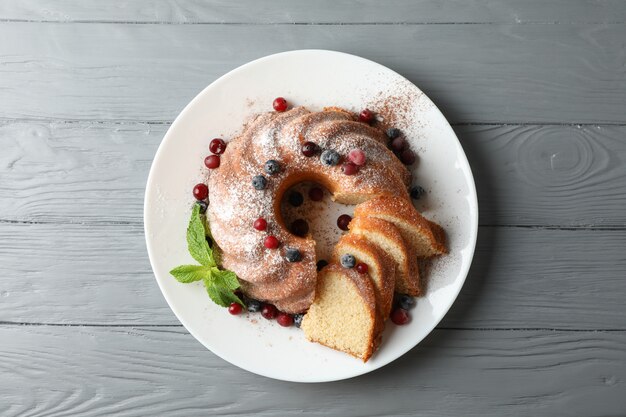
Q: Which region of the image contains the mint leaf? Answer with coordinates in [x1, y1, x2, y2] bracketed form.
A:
[187, 203, 214, 266]
[171, 203, 242, 308]
[204, 276, 243, 307]
[212, 268, 240, 291]
[170, 264, 209, 283]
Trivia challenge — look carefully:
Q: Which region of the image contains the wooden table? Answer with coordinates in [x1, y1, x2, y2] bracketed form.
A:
[2, 2, 625, 416]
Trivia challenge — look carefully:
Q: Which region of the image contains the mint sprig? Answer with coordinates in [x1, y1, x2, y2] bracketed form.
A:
[186, 204, 212, 266]
[170, 203, 243, 307]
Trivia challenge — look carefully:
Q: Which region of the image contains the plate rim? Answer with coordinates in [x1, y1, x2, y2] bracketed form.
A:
[144, 49, 479, 382]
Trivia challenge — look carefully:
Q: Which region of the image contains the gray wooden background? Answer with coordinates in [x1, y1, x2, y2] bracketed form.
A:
[1, 1, 625, 416]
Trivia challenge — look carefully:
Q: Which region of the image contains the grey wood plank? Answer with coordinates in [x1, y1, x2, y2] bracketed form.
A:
[2, 0, 626, 24]
[0, 121, 159, 224]
[0, 23, 625, 124]
[2, 121, 626, 227]
[459, 124, 626, 227]
[1, 325, 625, 416]
[1, 222, 625, 329]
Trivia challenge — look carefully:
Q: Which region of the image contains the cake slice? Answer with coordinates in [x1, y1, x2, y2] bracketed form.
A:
[348, 215, 421, 296]
[354, 195, 447, 258]
[332, 233, 395, 320]
[301, 263, 382, 362]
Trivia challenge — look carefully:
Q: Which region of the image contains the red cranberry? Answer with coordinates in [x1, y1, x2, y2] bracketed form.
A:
[273, 97, 288, 112]
[264, 235, 279, 249]
[348, 149, 366, 166]
[253, 217, 267, 231]
[391, 137, 407, 152]
[337, 214, 352, 231]
[277, 312, 293, 327]
[301, 141, 319, 157]
[228, 302, 242, 315]
[400, 149, 416, 165]
[356, 262, 368, 274]
[342, 162, 359, 175]
[193, 183, 208, 200]
[204, 155, 220, 169]
[359, 109, 374, 123]
[391, 308, 410, 325]
[209, 138, 227, 154]
[261, 304, 278, 320]
[290, 219, 309, 237]
[309, 186, 324, 201]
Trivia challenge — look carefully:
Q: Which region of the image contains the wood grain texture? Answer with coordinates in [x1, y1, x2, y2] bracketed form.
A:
[0, 121, 159, 223]
[1, 222, 625, 329]
[0, 23, 625, 123]
[459, 124, 626, 227]
[2, 121, 626, 227]
[1, 325, 625, 416]
[1, 0, 626, 24]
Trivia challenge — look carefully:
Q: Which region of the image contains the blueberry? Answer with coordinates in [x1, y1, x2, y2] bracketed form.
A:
[288, 191, 304, 207]
[264, 160, 281, 175]
[316, 259, 329, 271]
[293, 313, 304, 328]
[410, 185, 425, 200]
[386, 128, 401, 139]
[252, 175, 268, 190]
[196, 200, 208, 214]
[397, 294, 416, 310]
[246, 298, 262, 313]
[320, 149, 341, 166]
[285, 248, 302, 262]
[290, 219, 309, 237]
[340, 253, 356, 268]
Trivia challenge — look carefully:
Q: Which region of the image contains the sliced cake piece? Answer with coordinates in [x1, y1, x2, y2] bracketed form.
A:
[301, 263, 382, 362]
[349, 215, 421, 296]
[332, 233, 395, 319]
[354, 195, 447, 258]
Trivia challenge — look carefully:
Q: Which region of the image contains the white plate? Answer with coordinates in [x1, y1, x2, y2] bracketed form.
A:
[144, 50, 478, 383]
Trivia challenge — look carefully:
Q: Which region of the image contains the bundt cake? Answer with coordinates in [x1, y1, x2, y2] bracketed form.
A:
[353, 195, 448, 258]
[348, 215, 422, 296]
[196, 101, 448, 361]
[207, 107, 411, 313]
[300, 263, 382, 362]
[332, 233, 396, 320]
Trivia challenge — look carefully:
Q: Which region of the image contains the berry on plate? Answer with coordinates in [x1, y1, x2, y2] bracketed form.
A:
[359, 108, 374, 123]
[204, 155, 220, 169]
[340, 253, 356, 268]
[253, 217, 267, 231]
[337, 214, 352, 231]
[348, 149, 366, 166]
[261, 304, 278, 319]
[273, 97, 288, 112]
[228, 302, 243, 315]
[301, 141, 319, 157]
[264, 235, 279, 249]
[193, 183, 208, 200]
[252, 175, 268, 190]
[391, 308, 410, 325]
[209, 138, 227, 154]
[277, 312, 294, 327]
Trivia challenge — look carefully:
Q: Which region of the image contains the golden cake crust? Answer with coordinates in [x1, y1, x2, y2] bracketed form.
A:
[353, 195, 448, 258]
[349, 215, 422, 296]
[332, 233, 396, 320]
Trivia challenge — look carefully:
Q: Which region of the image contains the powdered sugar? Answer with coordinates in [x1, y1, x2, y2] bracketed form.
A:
[207, 105, 413, 312]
